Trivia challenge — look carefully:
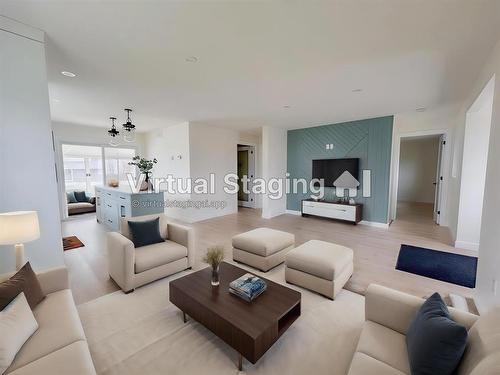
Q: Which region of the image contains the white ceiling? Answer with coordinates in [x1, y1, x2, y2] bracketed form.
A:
[2, 0, 500, 132]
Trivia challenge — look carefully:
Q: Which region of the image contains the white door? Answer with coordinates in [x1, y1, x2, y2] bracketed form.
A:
[237, 146, 256, 208]
[433, 135, 445, 224]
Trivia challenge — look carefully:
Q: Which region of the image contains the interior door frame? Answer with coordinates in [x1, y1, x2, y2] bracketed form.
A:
[389, 129, 449, 225]
[237, 144, 256, 208]
[433, 135, 446, 224]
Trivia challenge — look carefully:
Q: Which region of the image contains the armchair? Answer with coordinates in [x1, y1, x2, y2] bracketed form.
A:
[347, 284, 489, 375]
[107, 214, 195, 293]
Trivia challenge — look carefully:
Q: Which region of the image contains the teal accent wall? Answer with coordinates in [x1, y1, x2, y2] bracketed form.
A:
[287, 116, 393, 223]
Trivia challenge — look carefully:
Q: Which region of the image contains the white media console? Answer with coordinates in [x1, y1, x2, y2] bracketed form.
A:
[301, 199, 363, 224]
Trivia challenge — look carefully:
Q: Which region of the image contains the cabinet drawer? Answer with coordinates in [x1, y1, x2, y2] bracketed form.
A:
[103, 208, 119, 230]
[302, 202, 357, 221]
[305, 206, 354, 221]
[117, 194, 130, 204]
[303, 201, 356, 212]
[104, 200, 115, 211]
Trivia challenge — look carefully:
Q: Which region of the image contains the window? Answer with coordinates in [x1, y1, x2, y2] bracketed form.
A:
[62, 144, 136, 198]
[62, 145, 103, 195]
[104, 147, 136, 186]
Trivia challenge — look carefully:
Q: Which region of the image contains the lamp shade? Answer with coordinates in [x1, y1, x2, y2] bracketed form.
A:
[0, 211, 40, 245]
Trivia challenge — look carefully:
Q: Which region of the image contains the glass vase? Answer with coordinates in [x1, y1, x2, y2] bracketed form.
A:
[211, 265, 220, 286]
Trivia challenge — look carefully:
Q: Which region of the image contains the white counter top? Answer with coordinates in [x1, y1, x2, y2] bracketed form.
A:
[95, 185, 164, 195]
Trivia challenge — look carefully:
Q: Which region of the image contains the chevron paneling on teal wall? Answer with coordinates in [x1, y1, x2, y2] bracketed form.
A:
[287, 116, 393, 223]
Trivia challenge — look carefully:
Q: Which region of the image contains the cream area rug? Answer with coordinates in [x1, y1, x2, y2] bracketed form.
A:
[78, 262, 365, 375]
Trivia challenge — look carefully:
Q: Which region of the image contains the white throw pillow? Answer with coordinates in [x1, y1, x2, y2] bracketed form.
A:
[0, 293, 38, 374]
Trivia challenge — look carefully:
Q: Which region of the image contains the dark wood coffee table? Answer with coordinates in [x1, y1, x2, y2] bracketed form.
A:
[169, 262, 301, 370]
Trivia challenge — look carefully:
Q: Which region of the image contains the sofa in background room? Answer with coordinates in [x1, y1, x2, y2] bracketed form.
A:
[66, 191, 96, 216]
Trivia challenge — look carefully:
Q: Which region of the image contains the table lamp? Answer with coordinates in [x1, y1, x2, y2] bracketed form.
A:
[0, 211, 40, 270]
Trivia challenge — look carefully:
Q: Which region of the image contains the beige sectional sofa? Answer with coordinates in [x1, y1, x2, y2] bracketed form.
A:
[0, 267, 96, 375]
[348, 284, 499, 375]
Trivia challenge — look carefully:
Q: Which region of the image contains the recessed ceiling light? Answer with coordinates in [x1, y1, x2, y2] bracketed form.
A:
[283, 105, 290, 109]
[352, 88, 363, 92]
[185, 56, 198, 63]
[416, 107, 427, 112]
[61, 71, 76, 77]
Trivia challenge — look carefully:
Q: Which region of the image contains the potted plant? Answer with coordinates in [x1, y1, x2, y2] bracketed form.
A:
[203, 246, 225, 286]
[128, 156, 157, 191]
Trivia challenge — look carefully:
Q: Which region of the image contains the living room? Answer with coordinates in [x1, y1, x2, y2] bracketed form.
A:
[1, 1, 500, 374]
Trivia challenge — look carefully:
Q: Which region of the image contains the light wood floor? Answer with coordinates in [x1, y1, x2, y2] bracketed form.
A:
[63, 202, 477, 305]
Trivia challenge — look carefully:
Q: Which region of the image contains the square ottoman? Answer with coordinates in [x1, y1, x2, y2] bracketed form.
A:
[285, 240, 353, 299]
[232, 228, 295, 272]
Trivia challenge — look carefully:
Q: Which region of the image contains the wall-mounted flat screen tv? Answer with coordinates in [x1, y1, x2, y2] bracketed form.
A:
[312, 158, 359, 187]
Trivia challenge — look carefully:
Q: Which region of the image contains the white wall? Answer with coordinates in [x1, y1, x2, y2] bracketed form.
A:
[0, 18, 64, 273]
[145, 123, 254, 223]
[145, 122, 191, 221]
[187, 123, 239, 222]
[456, 37, 500, 311]
[397, 137, 439, 204]
[145, 122, 191, 183]
[455, 80, 494, 251]
[261, 126, 287, 219]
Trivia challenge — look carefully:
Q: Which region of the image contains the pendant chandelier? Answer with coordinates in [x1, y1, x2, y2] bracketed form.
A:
[122, 108, 136, 143]
[107, 117, 120, 147]
[107, 108, 137, 146]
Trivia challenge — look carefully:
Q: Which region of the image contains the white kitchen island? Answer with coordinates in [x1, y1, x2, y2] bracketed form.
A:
[95, 185, 165, 230]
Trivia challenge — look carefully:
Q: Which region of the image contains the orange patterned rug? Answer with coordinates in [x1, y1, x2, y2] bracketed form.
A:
[63, 236, 85, 251]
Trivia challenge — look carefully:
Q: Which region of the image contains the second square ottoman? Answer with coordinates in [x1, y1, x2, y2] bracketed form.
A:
[285, 240, 353, 299]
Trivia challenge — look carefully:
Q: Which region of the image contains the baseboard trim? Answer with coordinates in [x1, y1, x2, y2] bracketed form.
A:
[262, 210, 286, 219]
[359, 220, 390, 229]
[454, 240, 479, 251]
[285, 210, 301, 216]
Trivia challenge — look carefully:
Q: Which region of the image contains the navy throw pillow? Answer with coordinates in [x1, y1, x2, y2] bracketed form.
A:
[67, 191, 77, 203]
[406, 293, 468, 375]
[74, 191, 88, 203]
[127, 217, 165, 248]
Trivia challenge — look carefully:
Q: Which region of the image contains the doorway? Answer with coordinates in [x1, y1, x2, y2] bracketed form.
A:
[237, 145, 256, 208]
[396, 134, 446, 225]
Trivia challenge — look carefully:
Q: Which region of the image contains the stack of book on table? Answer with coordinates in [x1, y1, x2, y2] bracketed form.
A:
[229, 273, 267, 302]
